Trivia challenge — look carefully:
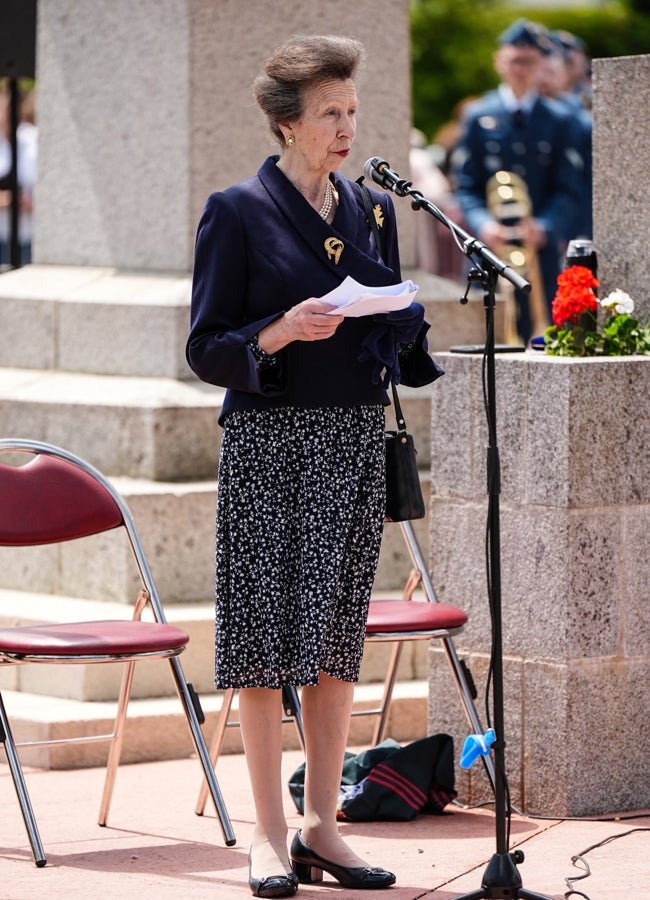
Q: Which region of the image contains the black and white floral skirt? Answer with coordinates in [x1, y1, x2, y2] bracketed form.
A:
[214, 404, 385, 690]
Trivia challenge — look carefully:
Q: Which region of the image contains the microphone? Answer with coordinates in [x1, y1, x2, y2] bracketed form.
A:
[362, 157, 412, 196]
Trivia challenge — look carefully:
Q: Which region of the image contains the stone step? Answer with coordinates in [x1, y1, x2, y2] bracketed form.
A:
[0, 589, 431, 701]
[0, 367, 224, 480]
[0, 264, 497, 379]
[1, 680, 430, 769]
[0, 478, 221, 606]
[0, 265, 193, 380]
[0, 373, 433, 480]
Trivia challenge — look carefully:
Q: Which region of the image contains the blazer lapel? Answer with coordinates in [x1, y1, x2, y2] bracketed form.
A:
[257, 156, 397, 287]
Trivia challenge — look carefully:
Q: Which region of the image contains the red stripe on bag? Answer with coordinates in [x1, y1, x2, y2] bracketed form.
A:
[429, 786, 457, 811]
[366, 764, 427, 810]
[372, 764, 428, 804]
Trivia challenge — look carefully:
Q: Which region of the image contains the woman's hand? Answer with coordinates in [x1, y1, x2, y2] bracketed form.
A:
[258, 299, 343, 354]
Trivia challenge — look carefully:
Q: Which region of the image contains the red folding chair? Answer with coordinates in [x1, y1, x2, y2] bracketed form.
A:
[0, 439, 236, 866]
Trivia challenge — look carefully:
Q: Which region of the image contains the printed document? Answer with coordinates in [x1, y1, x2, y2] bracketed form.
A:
[321, 276, 419, 317]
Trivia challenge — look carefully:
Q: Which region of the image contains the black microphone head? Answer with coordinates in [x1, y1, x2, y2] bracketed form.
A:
[363, 157, 387, 182]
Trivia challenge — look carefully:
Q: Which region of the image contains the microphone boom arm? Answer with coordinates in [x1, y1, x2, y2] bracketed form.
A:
[392, 179, 531, 296]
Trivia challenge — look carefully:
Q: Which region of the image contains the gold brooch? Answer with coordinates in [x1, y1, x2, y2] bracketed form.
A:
[324, 237, 344, 265]
[373, 204, 384, 229]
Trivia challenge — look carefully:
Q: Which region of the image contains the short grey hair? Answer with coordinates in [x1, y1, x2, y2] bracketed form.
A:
[253, 34, 366, 145]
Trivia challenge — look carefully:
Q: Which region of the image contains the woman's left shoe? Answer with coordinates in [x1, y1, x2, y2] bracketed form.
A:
[248, 854, 299, 898]
[290, 830, 396, 889]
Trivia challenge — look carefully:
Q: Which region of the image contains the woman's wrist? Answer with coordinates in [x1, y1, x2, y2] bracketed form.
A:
[257, 314, 291, 355]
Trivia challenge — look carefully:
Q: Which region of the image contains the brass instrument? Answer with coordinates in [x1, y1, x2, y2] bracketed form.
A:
[486, 170, 549, 342]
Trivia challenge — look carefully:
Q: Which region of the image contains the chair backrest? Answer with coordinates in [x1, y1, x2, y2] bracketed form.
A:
[0, 445, 123, 546]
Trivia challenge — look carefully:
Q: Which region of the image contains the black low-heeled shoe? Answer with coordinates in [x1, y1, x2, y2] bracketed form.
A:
[248, 856, 299, 898]
[290, 830, 396, 889]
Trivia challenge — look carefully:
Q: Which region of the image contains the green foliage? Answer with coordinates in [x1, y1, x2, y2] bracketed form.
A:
[410, 0, 650, 141]
[544, 313, 650, 357]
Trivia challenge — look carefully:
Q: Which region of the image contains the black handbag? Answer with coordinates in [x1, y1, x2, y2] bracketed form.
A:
[385, 381, 425, 522]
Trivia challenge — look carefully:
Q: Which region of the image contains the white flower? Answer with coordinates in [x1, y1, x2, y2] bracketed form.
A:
[600, 289, 635, 315]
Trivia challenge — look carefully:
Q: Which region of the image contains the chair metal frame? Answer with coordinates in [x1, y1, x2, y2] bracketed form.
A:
[0, 439, 236, 866]
[365, 520, 491, 756]
[195, 518, 495, 815]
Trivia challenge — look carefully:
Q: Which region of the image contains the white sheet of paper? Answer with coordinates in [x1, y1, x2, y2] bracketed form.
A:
[321, 276, 419, 317]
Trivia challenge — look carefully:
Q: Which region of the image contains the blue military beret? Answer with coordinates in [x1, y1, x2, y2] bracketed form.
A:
[553, 29, 587, 55]
[498, 18, 553, 55]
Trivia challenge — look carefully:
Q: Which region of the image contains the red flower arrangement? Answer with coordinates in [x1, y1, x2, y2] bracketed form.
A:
[551, 265, 599, 327]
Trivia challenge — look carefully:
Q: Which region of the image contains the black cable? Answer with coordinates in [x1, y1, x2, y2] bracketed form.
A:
[450, 799, 650, 900]
[513, 806, 650, 825]
[452, 799, 650, 826]
[563, 827, 650, 899]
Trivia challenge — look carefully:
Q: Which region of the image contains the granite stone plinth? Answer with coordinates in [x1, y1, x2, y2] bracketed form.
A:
[427, 351, 650, 816]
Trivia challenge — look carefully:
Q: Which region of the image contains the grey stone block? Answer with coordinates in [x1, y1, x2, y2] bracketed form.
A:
[57, 282, 192, 380]
[431, 352, 650, 508]
[526, 357, 650, 507]
[622, 505, 650, 658]
[0, 266, 194, 379]
[428, 353, 485, 502]
[0, 480, 219, 606]
[428, 351, 650, 816]
[593, 55, 650, 322]
[0, 369, 223, 480]
[36, 2, 193, 270]
[524, 658, 650, 816]
[35, 0, 416, 271]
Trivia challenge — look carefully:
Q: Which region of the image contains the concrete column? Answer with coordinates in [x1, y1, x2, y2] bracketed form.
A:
[34, 0, 414, 271]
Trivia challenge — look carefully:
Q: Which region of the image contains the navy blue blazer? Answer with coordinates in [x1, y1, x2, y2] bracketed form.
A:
[187, 156, 439, 423]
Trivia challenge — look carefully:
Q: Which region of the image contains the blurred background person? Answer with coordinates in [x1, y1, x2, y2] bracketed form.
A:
[0, 81, 38, 267]
[555, 29, 592, 110]
[409, 127, 465, 281]
[538, 33, 592, 239]
[451, 19, 585, 344]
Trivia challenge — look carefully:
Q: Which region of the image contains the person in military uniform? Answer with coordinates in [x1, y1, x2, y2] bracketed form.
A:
[452, 19, 585, 343]
[538, 31, 593, 240]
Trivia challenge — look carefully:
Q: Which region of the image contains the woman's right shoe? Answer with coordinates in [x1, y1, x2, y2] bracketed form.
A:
[290, 830, 396, 889]
[248, 857, 299, 898]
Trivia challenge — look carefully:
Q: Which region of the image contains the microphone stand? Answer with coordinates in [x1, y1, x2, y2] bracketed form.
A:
[377, 171, 554, 900]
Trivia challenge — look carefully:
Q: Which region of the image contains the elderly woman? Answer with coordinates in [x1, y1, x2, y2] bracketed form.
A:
[187, 34, 440, 897]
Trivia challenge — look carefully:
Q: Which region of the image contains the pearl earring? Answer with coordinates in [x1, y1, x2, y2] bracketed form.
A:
[286, 134, 295, 146]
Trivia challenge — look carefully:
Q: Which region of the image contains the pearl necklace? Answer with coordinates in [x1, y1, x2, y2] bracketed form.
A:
[318, 178, 336, 220]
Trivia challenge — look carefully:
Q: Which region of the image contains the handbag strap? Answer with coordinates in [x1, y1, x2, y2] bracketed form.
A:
[391, 381, 408, 435]
[356, 177, 384, 261]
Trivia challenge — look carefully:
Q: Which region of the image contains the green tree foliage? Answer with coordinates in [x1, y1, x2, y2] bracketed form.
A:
[411, 0, 650, 142]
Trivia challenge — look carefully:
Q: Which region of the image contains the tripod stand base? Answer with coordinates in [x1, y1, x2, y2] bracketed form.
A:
[454, 851, 556, 899]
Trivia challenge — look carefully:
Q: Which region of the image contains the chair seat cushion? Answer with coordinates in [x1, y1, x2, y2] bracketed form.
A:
[366, 599, 467, 634]
[0, 620, 189, 657]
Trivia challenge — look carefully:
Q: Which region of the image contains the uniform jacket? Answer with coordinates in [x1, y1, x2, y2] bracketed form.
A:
[453, 90, 585, 308]
[187, 156, 440, 423]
